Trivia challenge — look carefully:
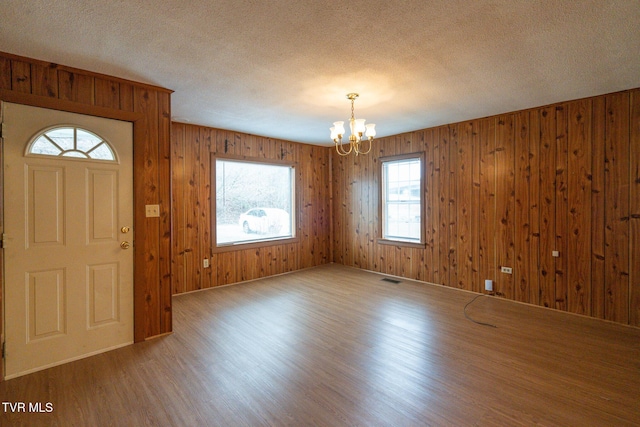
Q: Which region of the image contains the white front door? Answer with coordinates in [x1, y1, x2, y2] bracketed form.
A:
[2, 102, 134, 379]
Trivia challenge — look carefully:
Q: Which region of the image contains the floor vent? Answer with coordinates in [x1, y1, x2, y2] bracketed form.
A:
[381, 278, 401, 284]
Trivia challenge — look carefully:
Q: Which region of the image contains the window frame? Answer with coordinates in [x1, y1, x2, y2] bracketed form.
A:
[378, 152, 426, 248]
[25, 125, 118, 163]
[211, 153, 299, 253]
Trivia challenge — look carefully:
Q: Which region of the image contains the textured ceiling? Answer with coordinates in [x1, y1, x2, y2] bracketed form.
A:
[2, 0, 640, 145]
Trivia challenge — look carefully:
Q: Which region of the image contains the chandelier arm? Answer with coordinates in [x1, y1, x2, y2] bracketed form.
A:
[358, 137, 373, 155]
[334, 140, 353, 156]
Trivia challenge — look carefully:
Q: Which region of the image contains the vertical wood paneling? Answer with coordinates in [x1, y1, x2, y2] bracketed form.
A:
[199, 127, 213, 289]
[514, 111, 530, 303]
[413, 131, 427, 279]
[95, 78, 120, 109]
[184, 124, 200, 290]
[448, 126, 458, 289]
[11, 61, 31, 93]
[538, 107, 556, 308]
[366, 149, 375, 271]
[443, 125, 460, 286]
[495, 114, 515, 299]
[353, 155, 363, 269]
[630, 89, 640, 327]
[429, 128, 440, 284]
[328, 151, 335, 264]
[334, 154, 345, 265]
[59, 70, 94, 104]
[479, 118, 496, 292]
[0, 57, 11, 89]
[471, 122, 481, 293]
[400, 248, 412, 279]
[438, 127, 450, 286]
[567, 100, 592, 315]
[457, 122, 473, 290]
[157, 91, 172, 332]
[345, 149, 355, 269]
[301, 147, 314, 267]
[171, 124, 186, 294]
[374, 139, 385, 271]
[31, 63, 58, 98]
[555, 106, 568, 311]
[423, 129, 433, 281]
[362, 147, 373, 271]
[119, 82, 134, 112]
[217, 252, 236, 285]
[528, 111, 541, 305]
[591, 97, 607, 319]
[604, 92, 630, 324]
[133, 86, 161, 338]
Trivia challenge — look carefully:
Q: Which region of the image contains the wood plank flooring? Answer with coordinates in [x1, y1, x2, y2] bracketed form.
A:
[1, 264, 639, 426]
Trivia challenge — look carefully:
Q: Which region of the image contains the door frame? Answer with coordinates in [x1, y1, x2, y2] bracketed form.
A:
[0, 90, 147, 380]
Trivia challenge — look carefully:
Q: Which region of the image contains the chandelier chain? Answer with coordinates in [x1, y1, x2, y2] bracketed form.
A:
[351, 98, 355, 121]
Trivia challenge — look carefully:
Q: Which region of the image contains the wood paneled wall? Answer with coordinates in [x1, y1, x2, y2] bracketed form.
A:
[332, 89, 640, 327]
[171, 123, 331, 293]
[0, 52, 173, 342]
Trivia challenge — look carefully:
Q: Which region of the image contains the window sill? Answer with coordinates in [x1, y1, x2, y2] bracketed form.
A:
[377, 238, 426, 249]
[213, 236, 299, 253]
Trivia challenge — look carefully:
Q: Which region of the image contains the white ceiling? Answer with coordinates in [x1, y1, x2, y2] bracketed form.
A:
[2, 0, 640, 145]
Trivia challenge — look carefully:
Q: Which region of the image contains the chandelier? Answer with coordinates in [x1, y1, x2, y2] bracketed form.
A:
[330, 93, 376, 156]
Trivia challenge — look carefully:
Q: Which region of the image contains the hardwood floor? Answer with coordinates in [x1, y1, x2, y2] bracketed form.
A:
[2, 264, 639, 426]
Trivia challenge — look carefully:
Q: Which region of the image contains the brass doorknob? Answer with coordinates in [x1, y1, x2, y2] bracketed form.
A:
[120, 241, 131, 249]
[121, 226, 131, 234]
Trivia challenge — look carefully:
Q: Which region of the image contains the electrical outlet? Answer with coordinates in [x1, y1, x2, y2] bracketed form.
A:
[484, 279, 493, 292]
[145, 204, 160, 218]
[203, 258, 210, 268]
[552, 250, 560, 257]
[501, 266, 513, 274]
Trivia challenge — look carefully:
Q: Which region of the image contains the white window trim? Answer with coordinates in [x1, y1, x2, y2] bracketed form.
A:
[378, 153, 426, 248]
[211, 154, 299, 253]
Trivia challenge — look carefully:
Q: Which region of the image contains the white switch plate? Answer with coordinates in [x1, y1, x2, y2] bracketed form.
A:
[145, 204, 160, 217]
[501, 266, 513, 274]
[203, 258, 210, 268]
[552, 250, 560, 257]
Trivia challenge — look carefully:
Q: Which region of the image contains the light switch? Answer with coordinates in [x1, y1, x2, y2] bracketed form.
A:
[552, 250, 560, 257]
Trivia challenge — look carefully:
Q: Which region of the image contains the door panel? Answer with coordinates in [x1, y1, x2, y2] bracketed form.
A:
[3, 102, 133, 379]
[88, 169, 118, 242]
[88, 263, 119, 327]
[28, 166, 65, 246]
[28, 269, 66, 339]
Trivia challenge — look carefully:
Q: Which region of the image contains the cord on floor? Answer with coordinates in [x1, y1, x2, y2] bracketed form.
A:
[464, 294, 497, 328]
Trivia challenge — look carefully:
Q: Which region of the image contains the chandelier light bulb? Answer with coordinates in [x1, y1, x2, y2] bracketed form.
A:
[365, 123, 376, 138]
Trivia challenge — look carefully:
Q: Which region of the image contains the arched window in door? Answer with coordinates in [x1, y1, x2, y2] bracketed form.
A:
[26, 126, 117, 162]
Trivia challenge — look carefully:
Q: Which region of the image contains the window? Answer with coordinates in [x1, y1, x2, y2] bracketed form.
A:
[213, 157, 296, 249]
[380, 154, 425, 245]
[27, 126, 116, 161]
